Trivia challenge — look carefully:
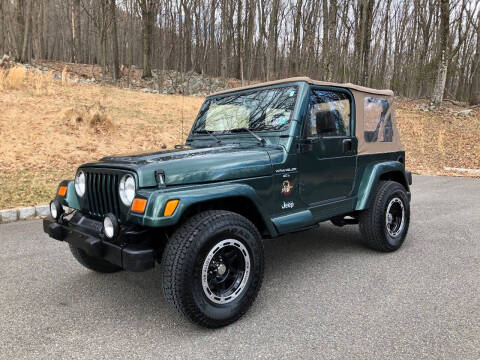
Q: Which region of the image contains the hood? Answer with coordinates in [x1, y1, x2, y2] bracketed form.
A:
[82, 144, 282, 187]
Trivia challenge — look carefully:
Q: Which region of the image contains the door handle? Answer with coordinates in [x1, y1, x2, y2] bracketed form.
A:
[343, 139, 353, 153]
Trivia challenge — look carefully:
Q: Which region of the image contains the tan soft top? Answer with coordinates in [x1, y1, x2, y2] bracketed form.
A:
[208, 77, 394, 97]
[209, 77, 402, 156]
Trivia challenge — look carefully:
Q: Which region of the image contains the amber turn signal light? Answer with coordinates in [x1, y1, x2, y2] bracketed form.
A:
[131, 198, 147, 213]
[58, 186, 67, 197]
[164, 199, 179, 217]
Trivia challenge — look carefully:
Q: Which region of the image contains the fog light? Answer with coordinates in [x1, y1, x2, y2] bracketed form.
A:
[103, 214, 119, 239]
[50, 200, 63, 220]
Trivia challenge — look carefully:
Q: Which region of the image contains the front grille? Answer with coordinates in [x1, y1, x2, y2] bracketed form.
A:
[84, 170, 122, 217]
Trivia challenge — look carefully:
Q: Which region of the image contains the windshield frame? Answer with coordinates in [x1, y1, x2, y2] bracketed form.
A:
[188, 82, 305, 141]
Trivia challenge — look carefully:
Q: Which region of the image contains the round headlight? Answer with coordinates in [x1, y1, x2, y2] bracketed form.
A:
[75, 170, 86, 197]
[119, 174, 135, 206]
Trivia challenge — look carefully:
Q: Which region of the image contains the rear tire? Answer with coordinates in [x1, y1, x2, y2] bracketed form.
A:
[161, 210, 264, 328]
[69, 244, 122, 273]
[359, 181, 410, 252]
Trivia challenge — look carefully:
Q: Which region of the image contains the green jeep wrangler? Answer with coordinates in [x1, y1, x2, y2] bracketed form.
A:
[44, 77, 412, 328]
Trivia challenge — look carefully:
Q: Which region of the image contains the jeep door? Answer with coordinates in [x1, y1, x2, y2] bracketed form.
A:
[297, 87, 357, 208]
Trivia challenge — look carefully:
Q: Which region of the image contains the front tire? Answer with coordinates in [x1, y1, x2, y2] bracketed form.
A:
[359, 181, 410, 252]
[69, 244, 122, 273]
[161, 210, 264, 328]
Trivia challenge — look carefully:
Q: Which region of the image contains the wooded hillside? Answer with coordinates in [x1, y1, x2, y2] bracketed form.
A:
[1, 0, 479, 105]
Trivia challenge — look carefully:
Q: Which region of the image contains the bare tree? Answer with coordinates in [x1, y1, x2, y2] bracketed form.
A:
[110, 0, 120, 80]
[136, 0, 159, 78]
[469, 5, 480, 105]
[72, 0, 82, 63]
[82, 0, 113, 81]
[431, 0, 450, 105]
[1, 0, 479, 105]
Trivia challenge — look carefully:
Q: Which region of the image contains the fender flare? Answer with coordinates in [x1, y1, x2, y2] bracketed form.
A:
[355, 161, 410, 211]
[134, 182, 278, 237]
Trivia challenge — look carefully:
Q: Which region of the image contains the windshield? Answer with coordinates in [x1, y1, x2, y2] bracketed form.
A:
[192, 86, 298, 135]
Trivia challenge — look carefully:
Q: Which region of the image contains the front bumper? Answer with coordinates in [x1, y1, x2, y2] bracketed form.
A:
[43, 213, 155, 272]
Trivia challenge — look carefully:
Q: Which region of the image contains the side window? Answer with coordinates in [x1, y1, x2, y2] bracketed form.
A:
[306, 90, 351, 137]
[364, 97, 392, 142]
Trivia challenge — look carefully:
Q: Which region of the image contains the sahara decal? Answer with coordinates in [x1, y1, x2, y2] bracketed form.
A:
[275, 167, 297, 174]
[281, 180, 293, 196]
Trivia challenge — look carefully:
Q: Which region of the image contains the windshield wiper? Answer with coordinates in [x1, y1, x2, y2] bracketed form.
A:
[230, 127, 266, 146]
[195, 130, 223, 145]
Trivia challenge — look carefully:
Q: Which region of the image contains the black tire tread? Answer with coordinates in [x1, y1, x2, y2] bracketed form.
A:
[359, 181, 409, 252]
[161, 210, 264, 328]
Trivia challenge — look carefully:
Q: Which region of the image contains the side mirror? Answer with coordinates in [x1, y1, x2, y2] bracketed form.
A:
[298, 137, 317, 153]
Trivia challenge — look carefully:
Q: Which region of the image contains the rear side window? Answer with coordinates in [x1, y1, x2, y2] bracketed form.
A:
[364, 97, 393, 142]
[306, 90, 351, 137]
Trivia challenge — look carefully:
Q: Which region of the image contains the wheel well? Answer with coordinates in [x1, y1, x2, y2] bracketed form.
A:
[379, 171, 408, 189]
[179, 197, 271, 237]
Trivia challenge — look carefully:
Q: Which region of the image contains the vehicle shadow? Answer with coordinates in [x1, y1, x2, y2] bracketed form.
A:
[61, 223, 367, 328]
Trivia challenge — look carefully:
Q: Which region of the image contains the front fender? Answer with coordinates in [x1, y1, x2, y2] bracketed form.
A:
[130, 182, 276, 235]
[355, 161, 410, 211]
[55, 180, 80, 209]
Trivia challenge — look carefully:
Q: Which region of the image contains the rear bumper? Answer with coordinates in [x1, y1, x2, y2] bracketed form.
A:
[43, 214, 155, 272]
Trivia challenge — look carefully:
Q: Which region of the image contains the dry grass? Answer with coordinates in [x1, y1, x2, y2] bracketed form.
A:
[62, 103, 115, 134]
[0, 66, 27, 90]
[0, 71, 478, 209]
[0, 69, 6, 90]
[28, 69, 55, 96]
[0, 71, 203, 208]
[395, 98, 480, 176]
[0, 66, 55, 95]
[61, 66, 69, 87]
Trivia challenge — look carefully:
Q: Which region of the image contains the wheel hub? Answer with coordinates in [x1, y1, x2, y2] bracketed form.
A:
[201, 239, 251, 304]
[386, 197, 405, 237]
[216, 263, 227, 276]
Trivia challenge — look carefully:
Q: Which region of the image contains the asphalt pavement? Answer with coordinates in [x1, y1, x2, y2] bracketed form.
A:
[1, 175, 479, 360]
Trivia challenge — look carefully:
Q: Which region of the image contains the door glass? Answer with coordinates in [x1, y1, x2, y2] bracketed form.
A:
[306, 90, 351, 137]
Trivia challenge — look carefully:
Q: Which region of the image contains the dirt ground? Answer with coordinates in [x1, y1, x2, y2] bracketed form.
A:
[0, 66, 479, 209]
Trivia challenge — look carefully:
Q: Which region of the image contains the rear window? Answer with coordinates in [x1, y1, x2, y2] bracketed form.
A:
[364, 97, 393, 143]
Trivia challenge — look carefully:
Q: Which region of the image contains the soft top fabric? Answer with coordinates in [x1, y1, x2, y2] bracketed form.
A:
[208, 77, 394, 97]
[208, 77, 403, 155]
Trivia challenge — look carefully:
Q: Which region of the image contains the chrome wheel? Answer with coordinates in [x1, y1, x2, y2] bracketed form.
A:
[201, 239, 251, 304]
[386, 197, 405, 237]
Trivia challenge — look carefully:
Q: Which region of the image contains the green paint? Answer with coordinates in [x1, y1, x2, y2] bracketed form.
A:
[57, 80, 409, 238]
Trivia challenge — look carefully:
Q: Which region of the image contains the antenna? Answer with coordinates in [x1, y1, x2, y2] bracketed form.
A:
[181, 89, 185, 144]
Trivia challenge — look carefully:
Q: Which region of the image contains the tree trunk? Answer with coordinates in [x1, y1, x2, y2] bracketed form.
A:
[361, 0, 374, 86]
[380, 0, 392, 87]
[142, 18, 152, 78]
[469, 18, 480, 105]
[101, 33, 107, 81]
[20, 0, 31, 63]
[220, 0, 227, 78]
[138, 0, 157, 79]
[266, 0, 279, 81]
[431, 0, 450, 105]
[15, 0, 25, 59]
[289, 0, 302, 76]
[0, 0, 4, 55]
[110, 0, 120, 80]
[72, 0, 81, 63]
[235, 0, 243, 80]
